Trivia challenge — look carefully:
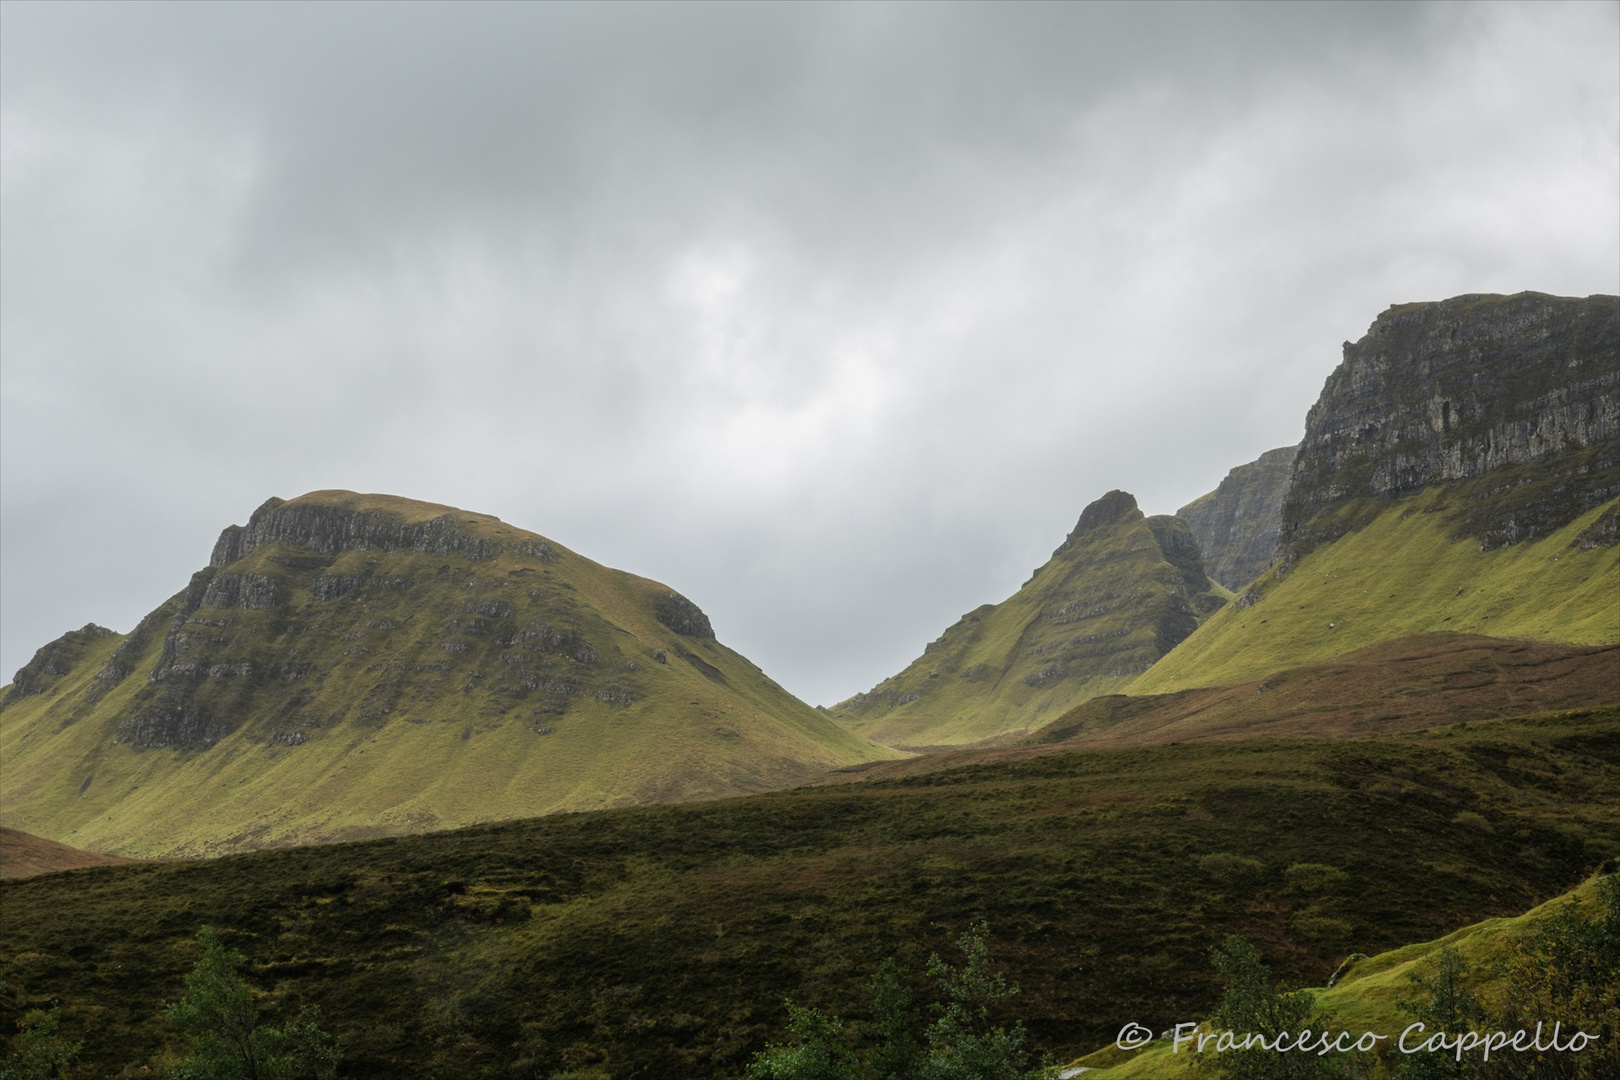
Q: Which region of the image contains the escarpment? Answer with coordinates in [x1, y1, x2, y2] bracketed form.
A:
[210, 493, 559, 567]
[1177, 445, 1297, 590]
[1279, 292, 1620, 562]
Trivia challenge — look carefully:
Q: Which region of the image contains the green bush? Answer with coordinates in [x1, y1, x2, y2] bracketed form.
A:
[165, 928, 338, 1080]
[1284, 863, 1349, 895]
[747, 922, 1043, 1080]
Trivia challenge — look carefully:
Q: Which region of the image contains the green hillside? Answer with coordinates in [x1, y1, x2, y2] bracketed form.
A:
[833, 490, 1230, 747]
[1082, 870, 1617, 1078]
[0, 491, 892, 857]
[1, 708, 1613, 1077]
[1132, 489, 1619, 695]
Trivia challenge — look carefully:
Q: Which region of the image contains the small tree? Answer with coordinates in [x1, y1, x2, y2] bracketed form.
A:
[0, 1003, 81, 1080]
[1396, 947, 1480, 1080]
[922, 922, 1032, 1080]
[747, 922, 1039, 1080]
[1207, 935, 1341, 1080]
[164, 927, 338, 1080]
[1470, 874, 1619, 1080]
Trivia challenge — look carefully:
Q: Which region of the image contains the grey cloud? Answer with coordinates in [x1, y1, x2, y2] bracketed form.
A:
[2, 1, 1615, 704]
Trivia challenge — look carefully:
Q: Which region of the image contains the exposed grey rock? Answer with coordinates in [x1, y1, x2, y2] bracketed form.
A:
[654, 592, 715, 639]
[201, 572, 289, 611]
[1145, 514, 1216, 595]
[1280, 292, 1620, 562]
[312, 575, 360, 601]
[1177, 446, 1297, 590]
[1573, 505, 1620, 550]
[117, 703, 231, 751]
[208, 496, 559, 567]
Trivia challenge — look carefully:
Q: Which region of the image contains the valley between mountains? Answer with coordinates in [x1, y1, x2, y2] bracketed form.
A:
[2, 289, 1616, 1078]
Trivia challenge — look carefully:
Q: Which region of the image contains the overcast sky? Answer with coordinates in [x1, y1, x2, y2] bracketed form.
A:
[3, 1, 1616, 705]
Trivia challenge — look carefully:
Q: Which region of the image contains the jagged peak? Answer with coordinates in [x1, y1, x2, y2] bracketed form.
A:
[1053, 489, 1140, 557]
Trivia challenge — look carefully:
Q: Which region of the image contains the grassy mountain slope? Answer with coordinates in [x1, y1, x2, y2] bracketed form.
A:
[832, 491, 1229, 748]
[2, 709, 1614, 1077]
[0, 491, 891, 857]
[1132, 490, 1619, 695]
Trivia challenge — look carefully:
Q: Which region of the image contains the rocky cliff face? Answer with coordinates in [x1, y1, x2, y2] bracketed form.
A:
[1177, 446, 1297, 591]
[210, 494, 558, 567]
[833, 490, 1228, 746]
[79, 494, 722, 753]
[1279, 292, 1619, 562]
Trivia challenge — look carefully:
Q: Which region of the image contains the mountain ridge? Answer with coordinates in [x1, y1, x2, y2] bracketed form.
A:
[831, 490, 1230, 747]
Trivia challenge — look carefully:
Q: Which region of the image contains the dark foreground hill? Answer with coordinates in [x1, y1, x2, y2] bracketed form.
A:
[0, 491, 890, 857]
[2, 708, 1614, 1078]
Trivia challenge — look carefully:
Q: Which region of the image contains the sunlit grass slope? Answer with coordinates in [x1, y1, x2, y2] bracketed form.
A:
[1134, 490, 1619, 695]
[834, 492, 1230, 748]
[0, 491, 893, 857]
[2, 709, 1614, 1077]
[1080, 871, 1616, 1078]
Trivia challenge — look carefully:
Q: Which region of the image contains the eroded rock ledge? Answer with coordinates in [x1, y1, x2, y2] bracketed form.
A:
[210, 496, 558, 567]
[1280, 291, 1620, 561]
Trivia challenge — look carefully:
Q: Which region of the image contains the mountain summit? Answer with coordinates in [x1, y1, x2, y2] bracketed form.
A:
[0, 491, 892, 856]
[832, 490, 1229, 747]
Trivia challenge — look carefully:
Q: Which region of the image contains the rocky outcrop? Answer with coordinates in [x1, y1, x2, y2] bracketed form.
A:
[654, 592, 715, 639]
[1280, 292, 1620, 561]
[3, 624, 118, 704]
[1052, 488, 1139, 556]
[1177, 446, 1297, 590]
[209, 496, 559, 567]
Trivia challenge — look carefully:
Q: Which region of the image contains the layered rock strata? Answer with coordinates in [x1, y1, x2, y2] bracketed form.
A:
[1279, 292, 1620, 561]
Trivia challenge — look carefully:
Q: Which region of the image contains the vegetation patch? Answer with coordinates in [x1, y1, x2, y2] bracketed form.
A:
[2, 710, 1614, 1077]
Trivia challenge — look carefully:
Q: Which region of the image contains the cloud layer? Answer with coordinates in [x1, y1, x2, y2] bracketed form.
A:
[3, 1, 1616, 703]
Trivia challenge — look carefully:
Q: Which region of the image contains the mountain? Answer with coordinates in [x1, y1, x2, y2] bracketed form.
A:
[831, 490, 1229, 748]
[1176, 445, 1296, 591]
[1137, 291, 1619, 694]
[0, 491, 892, 856]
